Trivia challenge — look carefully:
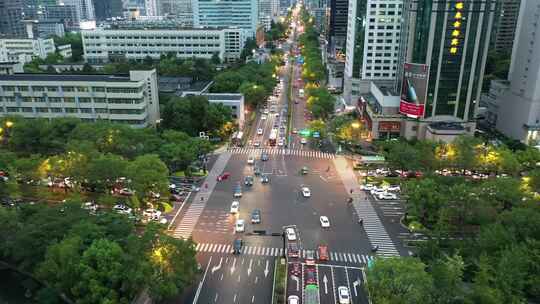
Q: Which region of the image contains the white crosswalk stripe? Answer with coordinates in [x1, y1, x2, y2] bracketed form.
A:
[229, 147, 335, 159]
[193, 243, 374, 264]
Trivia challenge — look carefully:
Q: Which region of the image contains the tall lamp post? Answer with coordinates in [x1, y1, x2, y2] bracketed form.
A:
[0, 120, 13, 145]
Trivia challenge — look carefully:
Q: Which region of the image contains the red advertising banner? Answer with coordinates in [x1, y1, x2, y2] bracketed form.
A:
[400, 100, 425, 117]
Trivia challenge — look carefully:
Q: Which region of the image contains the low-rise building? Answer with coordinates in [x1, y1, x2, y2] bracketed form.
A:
[201, 93, 245, 128]
[57, 44, 73, 59]
[0, 69, 160, 128]
[82, 24, 245, 63]
[0, 62, 24, 75]
[0, 38, 56, 64]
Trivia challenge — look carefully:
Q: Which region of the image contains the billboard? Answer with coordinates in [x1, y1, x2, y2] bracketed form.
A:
[400, 63, 429, 118]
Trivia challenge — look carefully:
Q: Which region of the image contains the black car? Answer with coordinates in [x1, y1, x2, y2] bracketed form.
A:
[261, 152, 269, 161]
[254, 167, 261, 176]
[251, 209, 261, 224]
[233, 239, 244, 254]
[261, 174, 270, 184]
[244, 175, 254, 186]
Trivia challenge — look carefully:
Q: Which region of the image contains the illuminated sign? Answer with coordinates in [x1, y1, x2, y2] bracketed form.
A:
[449, 2, 464, 55]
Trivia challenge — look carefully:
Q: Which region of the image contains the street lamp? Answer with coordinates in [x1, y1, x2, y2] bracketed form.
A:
[351, 122, 360, 129]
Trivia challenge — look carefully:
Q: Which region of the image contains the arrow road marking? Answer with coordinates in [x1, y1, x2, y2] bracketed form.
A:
[230, 258, 236, 274]
[353, 278, 361, 297]
[211, 257, 222, 274]
[323, 274, 328, 294]
[264, 260, 270, 278]
[290, 274, 300, 291]
[247, 259, 253, 276]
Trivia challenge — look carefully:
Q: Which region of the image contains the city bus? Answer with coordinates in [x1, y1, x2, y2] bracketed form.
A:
[268, 129, 278, 146]
[232, 131, 244, 146]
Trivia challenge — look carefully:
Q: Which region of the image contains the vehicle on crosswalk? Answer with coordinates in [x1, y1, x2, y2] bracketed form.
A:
[251, 209, 261, 224]
[278, 138, 284, 146]
[286, 227, 297, 241]
[233, 239, 243, 254]
[247, 156, 255, 165]
[305, 251, 316, 266]
[269, 129, 278, 146]
[301, 186, 311, 197]
[261, 152, 269, 161]
[235, 219, 245, 233]
[306, 267, 316, 284]
[254, 141, 261, 147]
[318, 245, 329, 261]
[338, 286, 351, 304]
[261, 174, 270, 183]
[244, 175, 254, 186]
[319, 216, 330, 228]
[230, 201, 239, 214]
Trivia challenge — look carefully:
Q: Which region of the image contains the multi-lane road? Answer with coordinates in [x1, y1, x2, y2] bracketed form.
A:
[167, 6, 411, 304]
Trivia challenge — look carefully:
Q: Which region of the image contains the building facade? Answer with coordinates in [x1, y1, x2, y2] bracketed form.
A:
[495, 0, 540, 144]
[82, 26, 244, 63]
[23, 19, 66, 39]
[327, 0, 348, 55]
[193, 0, 258, 37]
[93, 0, 124, 20]
[396, 0, 496, 139]
[343, 0, 403, 104]
[0, 70, 160, 128]
[259, 0, 273, 30]
[0, 38, 56, 64]
[491, 0, 521, 54]
[60, 0, 96, 21]
[41, 4, 82, 31]
[156, 0, 194, 26]
[0, 0, 26, 38]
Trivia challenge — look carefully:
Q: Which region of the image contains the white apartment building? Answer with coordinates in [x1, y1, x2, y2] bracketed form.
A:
[0, 38, 56, 64]
[82, 27, 245, 63]
[343, 0, 403, 105]
[193, 0, 259, 37]
[0, 70, 160, 128]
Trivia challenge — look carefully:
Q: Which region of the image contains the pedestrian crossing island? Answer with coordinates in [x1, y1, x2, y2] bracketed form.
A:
[229, 147, 336, 159]
[195, 242, 374, 265]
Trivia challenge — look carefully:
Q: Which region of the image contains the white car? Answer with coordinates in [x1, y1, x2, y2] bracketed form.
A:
[320, 216, 330, 228]
[261, 114, 267, 120]
[338, 286, 351, 304]
[386, 185, 401, 192]
[143, 208, 162, 219]
[113, 204, 132, 215]
[230, 201, 240, 214]
[370, 188, 386, 196]
[257, 128, 263, 135]
[287, 295, 300, 304]
[278, 139, 284, 146]
[301, 187, 311, 197]
[377, 192, 397, 200]
[300, 138, 307, 144]
[235, 219, 245, 233]
[285, 227, 297, 241]
[360, 183, 375, 191]
[263, 109, 269, 114]
[247, 156, 255, 165]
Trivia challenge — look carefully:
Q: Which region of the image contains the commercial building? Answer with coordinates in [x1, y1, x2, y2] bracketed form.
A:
[394, 0, 497, 140]
[60, 0, 96, 21]
[82, 24, 245, 63]
[92, 0, 123, 20]
[0, 69, 160, 128]
[156, 0, 194, 26]
[343, 0, 403, 104]
[260, 0, 274, 30]
[0, 0, 26, 38]
[41, 4, 82, 31]
[193, 0, 258, 37]
[493, 0, 540, 144]
[327, 0, 348, 55]
[23, 19, 66, 39]
[491, 0, 521, 53]
[0, 38, 56, 64]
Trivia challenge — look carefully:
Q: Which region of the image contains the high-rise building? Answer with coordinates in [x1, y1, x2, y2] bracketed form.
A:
[494, 0, 540, 143]
[327, 0, 348, 55]
[60, 0, 96, 21]
[259, 0, 273, 30]
[41, 4, 82, 31]
[193, 0, 258, 37]
[279, 0, 290, 15]
[491, 0, 521, 54]
[93, 0, 123, 20]
[396, 0, 497, 139]
[157, 0, 193, 26]
[0, 0, 26, 38]
[343, 0, 403, 104]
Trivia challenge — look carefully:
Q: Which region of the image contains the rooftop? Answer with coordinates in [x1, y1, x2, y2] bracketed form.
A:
[203, 93, 243, 101]
[0, 73, 133, 82]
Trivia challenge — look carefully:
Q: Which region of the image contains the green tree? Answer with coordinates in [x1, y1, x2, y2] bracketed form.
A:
[126, 154, 169, 200]
[454, 136, 480, 172]
[86, 153, 129, 192]
[306, 87, 334, 120]
[430, 253, 465, 303]
[53, 33, 83, 62]
[239, 82, 267, 107]
[366, 257, 433, 304]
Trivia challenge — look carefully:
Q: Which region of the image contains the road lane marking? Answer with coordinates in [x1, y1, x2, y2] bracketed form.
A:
[233, 294, 237, 303]
[230, 257, 236, 274]
[214, 293, 218, 302]
[192, 255, 212, 304]
[252, 295, 255, 303]
[211, 257, 222, 274]
[255, 276, 259, 284]
[247, 259, 253, 276]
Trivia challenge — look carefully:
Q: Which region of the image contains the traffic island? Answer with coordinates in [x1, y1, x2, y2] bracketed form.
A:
[272, 258, 287, 304]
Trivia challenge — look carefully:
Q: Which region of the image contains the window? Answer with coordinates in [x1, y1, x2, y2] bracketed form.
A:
[49, 97, 62, 103]
[22, 97, 33, 103]
[35, 97, 46, 102]
[37, 107, 49, 113]
[18, 86, 29, 91]
[3, 97, 15, 102]
[77, 87, 89, 92]
[51, 108, 62, 113]
[79, 97, 91, 103]
[80, 108, 92, 113]
[7, 107, 19, 113]
[95, 108, 108, 113]
[2, 86, 15, 91]
[64, 97, 75, 103]
[32, 86, 45, 92]
[62, 86, 75, 92]
[94, 98, 106, 103]
[65, 108, 78, 113]
[21, 107, 33, 113]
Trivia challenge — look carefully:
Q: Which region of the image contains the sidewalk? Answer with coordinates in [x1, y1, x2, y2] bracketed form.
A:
[333, 157, 400, 257]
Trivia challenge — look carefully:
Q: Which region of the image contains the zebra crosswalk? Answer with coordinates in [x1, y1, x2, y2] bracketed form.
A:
[194, 243, 374, 264]
[229, 147, 335, 159]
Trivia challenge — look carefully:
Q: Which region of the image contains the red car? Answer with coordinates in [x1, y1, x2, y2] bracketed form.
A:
[318, 245, 329, 262]
[290, 263, 301, 276]
[217, 172, 231, 181]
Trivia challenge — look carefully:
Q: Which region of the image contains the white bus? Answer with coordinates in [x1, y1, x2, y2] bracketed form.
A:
[269, 129, 278, 146]
[232, 131, 244, 146]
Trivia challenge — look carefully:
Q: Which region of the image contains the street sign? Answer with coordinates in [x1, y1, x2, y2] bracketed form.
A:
[313, 131, 320, 138]
[299, 129, 311, 136]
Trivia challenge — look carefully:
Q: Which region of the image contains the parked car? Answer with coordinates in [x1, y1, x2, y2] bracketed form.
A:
[338, 286, 351, 304]
[235, 219, 245, 233]
[244, 175, 254, 186]
[286, 227, 297, 241]
[319, 216, 330, 228]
